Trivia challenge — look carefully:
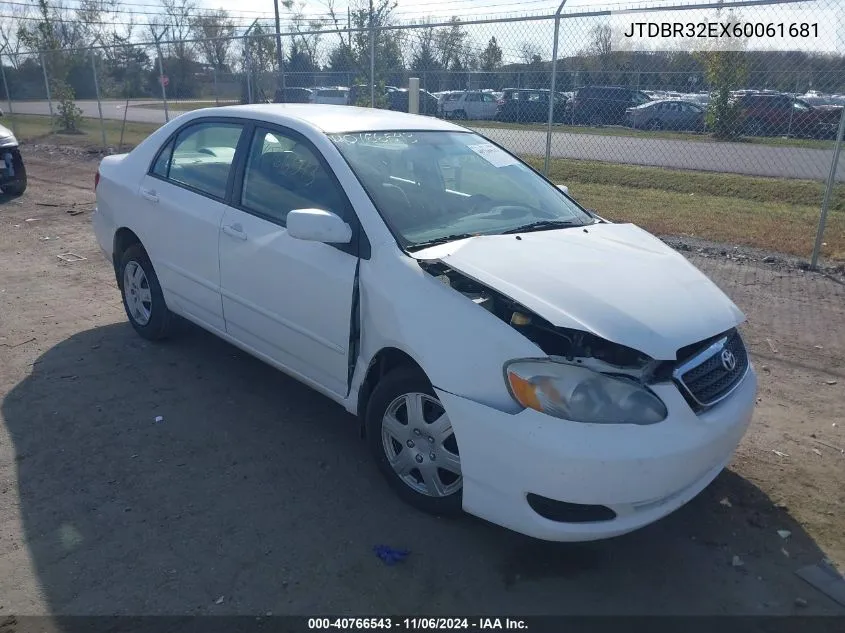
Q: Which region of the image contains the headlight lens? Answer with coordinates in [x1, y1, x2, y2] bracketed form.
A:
[505, 359, 667, 425]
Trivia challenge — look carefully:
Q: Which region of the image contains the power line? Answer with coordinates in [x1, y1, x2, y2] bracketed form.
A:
[0, 0, 561, 20]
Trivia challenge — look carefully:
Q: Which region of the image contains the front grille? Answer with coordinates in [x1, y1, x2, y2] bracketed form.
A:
[675, 330, 749, 408]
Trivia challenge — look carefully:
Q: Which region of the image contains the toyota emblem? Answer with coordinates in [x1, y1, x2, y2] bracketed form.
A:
[721, 348, 737, 371]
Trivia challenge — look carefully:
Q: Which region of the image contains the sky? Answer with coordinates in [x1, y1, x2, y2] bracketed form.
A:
[0, 0, 840, 60]
[202, 0, 842, 58]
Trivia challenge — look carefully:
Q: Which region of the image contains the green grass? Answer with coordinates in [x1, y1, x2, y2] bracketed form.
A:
[528, 157, 845, 261]
[4, 113, 160, 151]
[466, 120, 836, 150]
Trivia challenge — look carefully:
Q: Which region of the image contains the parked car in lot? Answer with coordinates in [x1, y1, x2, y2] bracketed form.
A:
[571, 85, 652, 125]
[732, 92, 843, 139]
[441, 90, 498, 120]
[0, 111, 26, 196]
[624, 99, 706, 131]
[273, 87, 313, 104]
[386, 88, 440, 115]
[312, 87, 350, 105]
[495, 89, 568, 123]
[92, 104, 756, 541]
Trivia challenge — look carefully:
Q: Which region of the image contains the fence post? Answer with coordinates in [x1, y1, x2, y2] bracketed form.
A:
[245, 38, 253, 104]
[90, 50, 107, 149]
[213, 66, 219, 106]
[409, 77, 419, 114]
[369, 19, 376, 107]
[39, 52, 54, 125]
[545, 1, 568, 176]
[810, 105, 845, 269]
[0, 51, 16, 137]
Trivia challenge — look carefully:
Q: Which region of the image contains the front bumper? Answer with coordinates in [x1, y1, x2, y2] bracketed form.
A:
[1, 147, 24, 186]
[436, 366, 757, 541]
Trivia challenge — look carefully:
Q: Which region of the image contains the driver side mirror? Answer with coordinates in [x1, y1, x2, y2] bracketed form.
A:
[557, 184, 570, 196]
[287, 208, 352, 244]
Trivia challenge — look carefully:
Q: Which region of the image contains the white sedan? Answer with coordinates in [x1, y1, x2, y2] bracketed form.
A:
[92, 105, 757, 541]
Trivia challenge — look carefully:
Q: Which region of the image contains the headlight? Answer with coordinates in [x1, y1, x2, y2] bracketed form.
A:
[505, 359, 667, 425]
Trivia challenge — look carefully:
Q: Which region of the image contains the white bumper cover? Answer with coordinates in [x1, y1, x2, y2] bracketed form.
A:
[436, 366, 757, 541]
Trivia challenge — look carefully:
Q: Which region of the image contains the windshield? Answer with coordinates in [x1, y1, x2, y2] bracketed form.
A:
[331, 131, 592, 249]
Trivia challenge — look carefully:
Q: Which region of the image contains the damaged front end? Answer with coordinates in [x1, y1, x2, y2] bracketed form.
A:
[419, 259, 656, 376]
[0, 125, 26, 196]
[418, 259, 749, 422]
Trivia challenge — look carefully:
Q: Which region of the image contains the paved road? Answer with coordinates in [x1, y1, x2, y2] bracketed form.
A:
[10, 99, 844, 181]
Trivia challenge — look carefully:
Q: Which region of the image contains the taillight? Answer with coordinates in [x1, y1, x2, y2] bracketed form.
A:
[94, 170, 100, 191]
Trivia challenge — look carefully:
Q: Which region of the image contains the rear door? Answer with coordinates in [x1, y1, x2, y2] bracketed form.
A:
[139, 119, 245, 332]
[218, 125, 360, 396]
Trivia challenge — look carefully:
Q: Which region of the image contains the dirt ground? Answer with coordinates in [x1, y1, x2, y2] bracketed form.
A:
[1, 148, 843, 616]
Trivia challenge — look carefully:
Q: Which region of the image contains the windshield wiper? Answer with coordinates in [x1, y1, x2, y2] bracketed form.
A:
[407, 232, 479, 251]
[501, 219, 580, 234]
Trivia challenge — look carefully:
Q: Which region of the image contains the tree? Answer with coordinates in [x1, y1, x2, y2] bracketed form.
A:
[324, 0, 403, 96]
[192, 9, 236, 70]
[285, 1, 323, 74]
[434, 17, 466, 71]
[588, 24, 613, 72]
[0, 1, 33, 68]
[696, 10, 749, 140]
[287, 39, 317, 87]
[16, 0, 87, 125]
[519, 42, 544, 66]
[410, 23, 441, 73]
[156, 0, 196, 64]
[479, 37, 502, 72]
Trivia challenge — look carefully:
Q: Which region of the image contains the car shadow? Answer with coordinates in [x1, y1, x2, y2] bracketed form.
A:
[2, 321, 842, 616]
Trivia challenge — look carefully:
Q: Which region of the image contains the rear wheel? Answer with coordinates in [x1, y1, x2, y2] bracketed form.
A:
[118, 244, 176, 341]
[645, 118, 663, 131]
[453, 109, 468, 120]
[366, 368, 463, 516]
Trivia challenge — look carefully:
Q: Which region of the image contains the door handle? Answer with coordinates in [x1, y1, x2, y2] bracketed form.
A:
[140, 187, 159, 203]
[222, 224, 247, 240]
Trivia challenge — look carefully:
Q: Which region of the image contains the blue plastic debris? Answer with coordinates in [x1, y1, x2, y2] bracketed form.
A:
[373, 545, 410, 566]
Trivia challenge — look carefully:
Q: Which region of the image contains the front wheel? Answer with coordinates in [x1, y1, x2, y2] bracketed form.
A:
[1, 161, 26, 196]
[453, 110, 468, 120]
[366, 368, 463, 516]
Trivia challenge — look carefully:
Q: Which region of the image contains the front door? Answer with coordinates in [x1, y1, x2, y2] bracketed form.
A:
[218, 125, 358, 396]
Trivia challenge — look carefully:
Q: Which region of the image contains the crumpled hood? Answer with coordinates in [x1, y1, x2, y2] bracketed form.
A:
[413, 222, 745, 360]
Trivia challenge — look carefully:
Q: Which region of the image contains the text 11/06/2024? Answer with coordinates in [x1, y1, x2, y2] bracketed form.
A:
[307, 618, 527, 630]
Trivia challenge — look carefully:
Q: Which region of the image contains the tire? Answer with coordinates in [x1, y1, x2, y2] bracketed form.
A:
[453, 110, 468, 120]
[1, 162, 26, 196]
[645, 118, 663, 131]
[366, 368, 463, 516]
[118, 243, 175, 341]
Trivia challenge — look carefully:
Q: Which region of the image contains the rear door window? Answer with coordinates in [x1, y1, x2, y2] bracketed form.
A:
[152, 121, 244, 200]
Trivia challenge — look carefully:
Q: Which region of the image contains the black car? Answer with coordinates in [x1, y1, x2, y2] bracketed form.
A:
[273, 87, 313, 103]
[571, 86, 651, 125]
[0, 111, 26, 196]
[495, 89, 568, 123]
[386, 89, 440, 115]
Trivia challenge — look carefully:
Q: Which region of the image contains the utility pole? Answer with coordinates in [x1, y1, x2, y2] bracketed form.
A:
[273, 0, 287, 97]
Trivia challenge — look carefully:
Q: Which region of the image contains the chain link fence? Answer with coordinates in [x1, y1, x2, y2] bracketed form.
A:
[0, 0, 843, 265]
